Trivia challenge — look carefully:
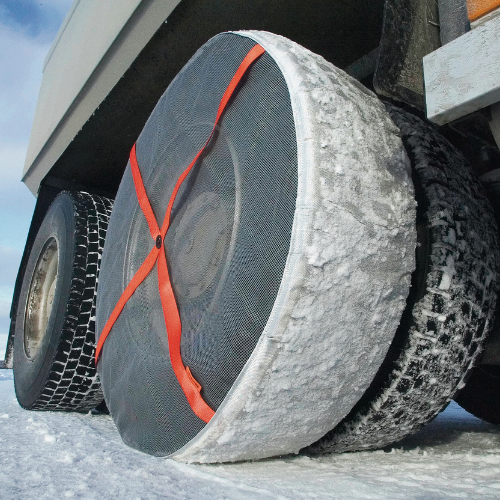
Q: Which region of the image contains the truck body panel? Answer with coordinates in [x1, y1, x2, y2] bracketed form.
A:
[23, 0, 181, 195]
[424, 10, 500, 130]
[21, 0, 388, 197]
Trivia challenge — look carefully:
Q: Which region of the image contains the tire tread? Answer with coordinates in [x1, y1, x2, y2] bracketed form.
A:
[305, 105, 499, 454]
[29, 192, 113, 411]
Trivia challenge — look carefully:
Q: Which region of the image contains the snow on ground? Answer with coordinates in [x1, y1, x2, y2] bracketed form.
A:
[1, 370, 499, 499]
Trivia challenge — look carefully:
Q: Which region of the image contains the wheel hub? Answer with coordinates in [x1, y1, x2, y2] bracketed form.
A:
[24, 237, 59, 359]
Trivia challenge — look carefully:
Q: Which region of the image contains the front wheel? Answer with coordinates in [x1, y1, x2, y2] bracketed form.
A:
[95, 30, 416, 462]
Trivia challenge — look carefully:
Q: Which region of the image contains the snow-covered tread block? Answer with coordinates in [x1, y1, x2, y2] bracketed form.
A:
[96, 31, 416, 462]
[305, 105, 500, 454]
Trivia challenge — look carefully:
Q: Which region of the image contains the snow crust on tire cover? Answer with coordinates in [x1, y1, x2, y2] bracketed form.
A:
[13, 191, 113, 411]
[96, 30, 416, 462]
[305, 105, 500, 454]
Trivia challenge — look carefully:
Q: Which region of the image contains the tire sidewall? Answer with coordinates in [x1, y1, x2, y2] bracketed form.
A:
[14, 193, 76, 407]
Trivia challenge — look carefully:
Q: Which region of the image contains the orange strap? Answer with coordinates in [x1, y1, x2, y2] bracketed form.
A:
[95, 43, 266, 423]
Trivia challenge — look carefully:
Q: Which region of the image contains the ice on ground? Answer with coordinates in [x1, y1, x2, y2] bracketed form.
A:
[0, 371, 499, 499]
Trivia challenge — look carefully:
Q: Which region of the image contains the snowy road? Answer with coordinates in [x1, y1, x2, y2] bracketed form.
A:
[1, 368, 499, 499]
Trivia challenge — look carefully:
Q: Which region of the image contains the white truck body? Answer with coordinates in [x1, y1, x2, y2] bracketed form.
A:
[23, 0, 181, 195]
[24, 0, 500, 197]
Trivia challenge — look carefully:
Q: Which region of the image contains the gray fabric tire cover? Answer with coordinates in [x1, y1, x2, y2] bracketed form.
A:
[96, 30, 416, 462]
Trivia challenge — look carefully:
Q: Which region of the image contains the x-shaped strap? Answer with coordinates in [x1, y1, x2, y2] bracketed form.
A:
[95, 43, 266, 423]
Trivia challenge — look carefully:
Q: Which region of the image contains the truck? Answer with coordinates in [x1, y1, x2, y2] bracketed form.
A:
[3, 0, 500, 462]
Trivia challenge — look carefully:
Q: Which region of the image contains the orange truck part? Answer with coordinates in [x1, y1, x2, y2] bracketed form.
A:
[467, 0, 500, 21]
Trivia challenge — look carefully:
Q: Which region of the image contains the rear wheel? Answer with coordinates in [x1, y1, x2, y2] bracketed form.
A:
[13, 191, 113, 411]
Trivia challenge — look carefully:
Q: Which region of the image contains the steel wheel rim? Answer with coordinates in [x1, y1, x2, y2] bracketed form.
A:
[24, 237, 59, 359]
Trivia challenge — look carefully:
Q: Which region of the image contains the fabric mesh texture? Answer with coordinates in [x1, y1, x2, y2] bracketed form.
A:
[96, 33, 297, 456]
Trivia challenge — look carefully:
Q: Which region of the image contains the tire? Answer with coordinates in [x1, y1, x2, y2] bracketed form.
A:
[96, 31, 416, 462]
[304, 104, 500, 455]
[13, 191, 113, 411]
[454, 366, 500, 424]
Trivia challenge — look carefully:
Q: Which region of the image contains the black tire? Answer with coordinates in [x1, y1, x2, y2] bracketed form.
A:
[304, 104, 500, 454]
[13, 191, 113, 411]
[454, 366, 500, 424]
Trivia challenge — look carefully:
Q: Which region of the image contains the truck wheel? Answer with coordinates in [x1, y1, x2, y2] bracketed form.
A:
[13, 191, 113, 411]
[96, 31, 416, 462]
[454, 366, 500, 424]
[304, 105, 500, 454]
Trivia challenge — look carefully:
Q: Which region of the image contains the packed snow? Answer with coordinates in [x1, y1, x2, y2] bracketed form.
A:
[0, 365, 499, 499]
